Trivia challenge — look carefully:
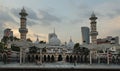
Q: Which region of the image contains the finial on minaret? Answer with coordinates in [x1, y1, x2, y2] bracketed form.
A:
[70, 36, 72, 42]
[19, 7, 28, 16]
[37, 35, 39, 41]
[90, 11, 97, 20]
[53, 27, 55, 34]
[91, 11, 95, 17]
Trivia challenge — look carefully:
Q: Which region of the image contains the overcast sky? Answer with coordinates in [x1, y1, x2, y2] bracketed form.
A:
[0, 0, 120, 44]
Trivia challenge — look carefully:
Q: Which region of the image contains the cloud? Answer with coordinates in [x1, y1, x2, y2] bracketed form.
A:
[38, 10, 62, 26]
[0, 5, 48, 42]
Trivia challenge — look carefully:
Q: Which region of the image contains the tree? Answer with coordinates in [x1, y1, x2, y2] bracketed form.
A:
[13, 37, 20, 41]
[11, 44, 20, 51]
[81, 47, 90, 55]
[42, 47, 46, 53]
[27, 38, 32, 42]
[73, 43, 90, 55]
[29, 46, 38, 53]
[39, 41, 46, 44]
[73, 43, 80, 53]
[0, 42, 5, 53]
[1, 36, 9, 44]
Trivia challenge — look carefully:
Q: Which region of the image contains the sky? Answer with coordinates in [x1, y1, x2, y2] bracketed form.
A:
[0, 0, 120, 44]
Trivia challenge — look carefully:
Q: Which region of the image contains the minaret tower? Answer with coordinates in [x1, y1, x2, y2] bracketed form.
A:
[19, 7, 28, 40]
[89, 12, 98, 44]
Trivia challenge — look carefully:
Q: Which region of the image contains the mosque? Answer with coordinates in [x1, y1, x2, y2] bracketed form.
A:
[8, 8, 120, 65]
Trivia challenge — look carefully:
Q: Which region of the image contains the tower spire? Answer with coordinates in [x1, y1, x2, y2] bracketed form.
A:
[37, 35, 39, 41]
[89, 12, 98, 44]
[91, 11, 95, 17]
[70, 36, 72, 42]
[19, 7, 28, 40]
[53, 27, 55, 34]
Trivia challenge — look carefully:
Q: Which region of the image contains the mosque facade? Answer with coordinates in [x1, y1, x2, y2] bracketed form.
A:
[7, 8, 120, 65]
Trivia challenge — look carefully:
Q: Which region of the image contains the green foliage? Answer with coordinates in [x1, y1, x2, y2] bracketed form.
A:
[39, 41, 46, 44]
[13, 37, 20, 41]
[1, 36, 9, 44]
[27, 38, 32, 42]
[42, 47, 46, 53]
[73, 43, 90, 55]
[73, 43, 80, 53]
[1, 36, 20, 44]
[29, 46, 38, 53]
[11, 44, 20, 51]
[0, 42, 5, 53]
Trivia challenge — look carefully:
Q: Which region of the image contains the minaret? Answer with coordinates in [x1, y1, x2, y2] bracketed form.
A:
[19, 7, 28, 40]
[89, 12, 98, 44]
[70, 36, 72, 42]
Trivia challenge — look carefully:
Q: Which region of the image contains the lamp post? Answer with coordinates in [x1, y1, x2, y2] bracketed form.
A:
[107, 48, 109, 64]
[90, 51, 92, 64]
[20, 47, 22, 64]
[40, 48, 42, 65]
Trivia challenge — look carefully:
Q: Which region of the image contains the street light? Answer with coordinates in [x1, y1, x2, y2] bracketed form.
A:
[106, 48, 110, 64]
[90, 51, 92, 64]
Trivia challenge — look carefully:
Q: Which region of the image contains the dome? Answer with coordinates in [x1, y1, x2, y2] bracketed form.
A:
[49, 36, 61, 46]
[67, 38, 74, 48]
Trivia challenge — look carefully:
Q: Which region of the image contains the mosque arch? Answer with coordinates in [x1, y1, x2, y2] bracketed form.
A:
[84, 55, 88, 63]
[27, 55, 30, 62]
[35, 55, 39, 61]
[73, 56, 77, 62]
[66, 55, 69, 62]
[51, 55, 55, 62]
[47, 55, 51, 62]
[80, 55, 84, 63]
[58, 55, 62, 61]
[77, 55, 80, 63]
[44, 55, 46, 62]
[112, 55, 116, 64]
[70, 55, 73, 63]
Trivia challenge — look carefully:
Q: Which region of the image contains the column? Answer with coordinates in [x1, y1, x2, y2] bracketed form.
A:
[23, 48, 26, 64]
[20, 47, 22, 64]
[107, 50, 109, 64]
[40, 49, 42, 64]
[90, 51, 92, 64]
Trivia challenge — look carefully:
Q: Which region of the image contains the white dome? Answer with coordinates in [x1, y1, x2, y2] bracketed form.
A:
[67, 39, 74, 48]
[49, 36, 61, 46]
[34, 40, 39, 44]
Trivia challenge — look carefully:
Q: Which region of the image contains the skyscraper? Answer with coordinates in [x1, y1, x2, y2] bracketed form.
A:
[89, 12, 98, 44]
[19, 7, 28, 40]
[81, 27, 90, 44]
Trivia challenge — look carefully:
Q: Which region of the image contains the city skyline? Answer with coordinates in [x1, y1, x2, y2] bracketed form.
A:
[0, 0, 120, 43]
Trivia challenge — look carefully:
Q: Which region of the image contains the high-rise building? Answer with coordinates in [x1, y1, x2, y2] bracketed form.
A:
[81, 27, 90, 44]
[19, 7, 28, 40]
[89, 12, 98, 44]
[4, 28, 13, 37]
